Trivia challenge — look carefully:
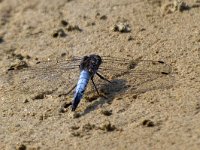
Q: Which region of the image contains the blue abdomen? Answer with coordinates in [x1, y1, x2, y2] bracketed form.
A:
[71, 70, 91, 111]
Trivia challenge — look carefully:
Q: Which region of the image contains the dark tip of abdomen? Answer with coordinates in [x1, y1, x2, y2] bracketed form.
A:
[71, 92, 82, 111]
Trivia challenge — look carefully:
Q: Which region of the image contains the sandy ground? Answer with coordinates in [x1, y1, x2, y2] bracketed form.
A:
[0, 0, 200, 149]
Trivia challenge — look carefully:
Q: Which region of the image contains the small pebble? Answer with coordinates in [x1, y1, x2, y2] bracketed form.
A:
[33, 93, 45, 100]
[176, 1, 190, 12]
[60, 20, 68, 26]
[71, 131, 81, 137]
[23, 99, 29, 103]
[142, 119, 155, 127]
[70, 125, 80, 130]
[15, 124, 21, 127]
[8, 61, 28, 71]
[127, 36, 134, 41]
[161, 0, 190, 16]
[25, 55, 31, 59]
[85, 22, 96, 26]
[52, 29, 66, 38]
[100, 109, 112, 116]
[39, 115, 44, 121]
[112, 22, 131, 33]
[59, 102, 72, 113]
[95, 12, 100, 17]
[100, 15, 107, 20]
[132, 94, 138, 99]
[82, 123, 95, 131]
[66, 25, 82, 32]
[140, 28, 146, 32]
[61, 52, 67, 57]
[68, 111, 81, 119]
[14, 54, 24, 60]
[16, 144, 26, 150]
[99, 121, 116, 131]
[0, 37, 4, 43]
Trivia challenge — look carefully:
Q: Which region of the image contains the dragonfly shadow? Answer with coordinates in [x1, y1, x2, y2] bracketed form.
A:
[81, 79, 127, 116]
[81, 73, 174, 116]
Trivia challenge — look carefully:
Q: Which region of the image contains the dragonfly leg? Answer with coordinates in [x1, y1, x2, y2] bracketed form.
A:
[91, 77, 100, 96]
[91, 77, 107, 99]
[96, 72, 111, 83]
[58, 84, 76, 97]
[91, 77, 108, 99]
[66, 84, 77, 95]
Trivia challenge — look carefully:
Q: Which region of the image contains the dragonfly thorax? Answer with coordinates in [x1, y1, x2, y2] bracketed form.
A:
[79, 54, 102, 75]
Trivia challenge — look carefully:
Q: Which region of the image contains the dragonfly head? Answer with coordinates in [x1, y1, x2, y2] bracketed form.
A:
[80, 54, 102, 74]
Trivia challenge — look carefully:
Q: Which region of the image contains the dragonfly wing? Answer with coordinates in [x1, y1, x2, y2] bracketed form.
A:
[96, 57, 174, 95]
[0, 58, 81, 97]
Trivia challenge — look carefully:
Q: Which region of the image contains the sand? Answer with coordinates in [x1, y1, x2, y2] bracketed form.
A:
[0, 0, 200, 149]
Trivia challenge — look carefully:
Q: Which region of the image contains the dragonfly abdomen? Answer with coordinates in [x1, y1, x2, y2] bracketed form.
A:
[71, 70, 91, 111]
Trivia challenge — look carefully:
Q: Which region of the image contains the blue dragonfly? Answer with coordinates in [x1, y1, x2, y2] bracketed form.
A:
[0, 54, 173, 111]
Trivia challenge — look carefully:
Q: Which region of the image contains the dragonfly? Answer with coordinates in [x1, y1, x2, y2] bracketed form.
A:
[0, 54, 173, 111]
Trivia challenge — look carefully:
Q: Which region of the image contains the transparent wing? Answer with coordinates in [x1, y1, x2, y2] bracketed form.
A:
[0, 55, 174, 101]
[0, 57, 82, 97]
[93, 56, 174, 96]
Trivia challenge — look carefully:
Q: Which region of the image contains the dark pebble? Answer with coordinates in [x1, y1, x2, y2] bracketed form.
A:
[142, 119, 155, 127]
[16, 144, 26, 150]
[33, 93, 45, 100]
[15, 54, 24, 60]
[99, 121, 116, 132]
[23, 99, 29, 103]
[61, 52, 66, 57]
[101, 109, 112, 116]
[66, 25, 82, 32]
[59, 102, 72, 113]
[60, 20, 68, 26]
[0, 37, 4, 43]
[52, 29, 66, 38]
[127, 36, 134, 41]
[100, 15, 107, 20]
[8, 61, 28, 71]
